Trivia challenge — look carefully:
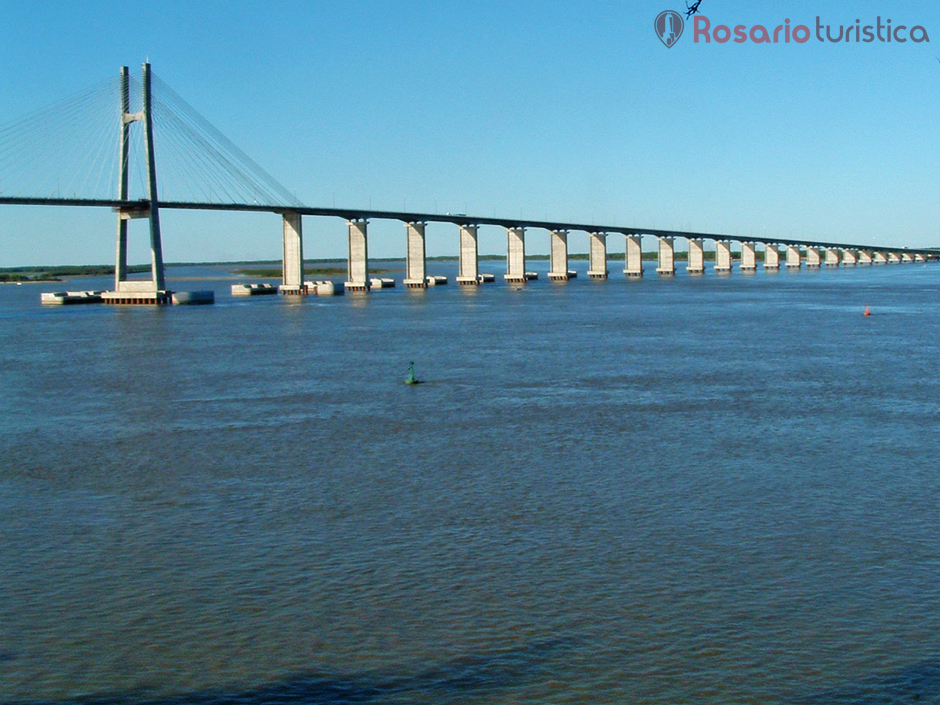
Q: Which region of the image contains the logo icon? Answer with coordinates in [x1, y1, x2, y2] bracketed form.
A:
[654, 10, 684, 47]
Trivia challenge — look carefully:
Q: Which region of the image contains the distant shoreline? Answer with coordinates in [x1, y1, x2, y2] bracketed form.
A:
[1, 251, 745, 282]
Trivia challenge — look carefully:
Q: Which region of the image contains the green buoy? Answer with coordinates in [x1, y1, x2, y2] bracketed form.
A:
[405, 361, 421, 385]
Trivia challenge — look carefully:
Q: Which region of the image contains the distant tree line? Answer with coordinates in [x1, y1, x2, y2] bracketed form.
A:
[0, 264, 150, 282]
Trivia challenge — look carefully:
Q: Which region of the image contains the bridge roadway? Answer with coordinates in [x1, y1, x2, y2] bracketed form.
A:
[3, 196, 937, 292]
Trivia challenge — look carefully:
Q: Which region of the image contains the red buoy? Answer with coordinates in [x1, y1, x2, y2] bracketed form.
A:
[864, 304, 871, 316]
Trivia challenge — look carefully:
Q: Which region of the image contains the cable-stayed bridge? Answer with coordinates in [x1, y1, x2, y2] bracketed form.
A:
[1, 64, 936, 303]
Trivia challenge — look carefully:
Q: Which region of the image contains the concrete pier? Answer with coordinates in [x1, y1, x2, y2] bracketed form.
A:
[404, 221, 427, 288]
[588, 232, 608, 279]
[548, 230, 570, 280]
[656, 237, 675, 276]
[687, 238, 705, 274]
[624, 235, 643, 278]
[457, 224, 480, 285]
[888, 252, 901, 264]
[902, 252, 914, 263]
[806, 247, 821, 268]
[741, 242, 756, 272]
[825, 248, 841, 267]
[873, 251, 888, 265]
[786, 244, 802, 269]
[714, 240, 732, 273]
[504, 227, 527, 283]
[345, 218, 369, 291]
[842, 249, 858, 266]
[764, 245, 780, 270]
[858, 250, 873, 265]
[279, 211, 304, 294]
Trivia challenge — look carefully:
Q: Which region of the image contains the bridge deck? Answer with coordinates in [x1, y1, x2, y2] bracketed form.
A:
[0, 196, 935, 256]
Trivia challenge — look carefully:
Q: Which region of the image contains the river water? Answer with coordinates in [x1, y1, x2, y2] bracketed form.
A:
[2, 260, 939, 704]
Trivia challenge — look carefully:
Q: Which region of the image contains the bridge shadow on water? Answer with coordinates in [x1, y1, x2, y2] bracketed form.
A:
[4, 637, 577, 705]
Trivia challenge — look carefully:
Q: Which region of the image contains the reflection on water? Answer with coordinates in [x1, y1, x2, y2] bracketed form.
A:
[2, 262, 940, 703]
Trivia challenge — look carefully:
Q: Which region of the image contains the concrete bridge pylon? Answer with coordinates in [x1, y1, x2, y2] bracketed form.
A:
[109, 63, 167, 304]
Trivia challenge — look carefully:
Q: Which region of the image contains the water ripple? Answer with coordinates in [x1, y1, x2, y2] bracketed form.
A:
[3, 637, 578, 705]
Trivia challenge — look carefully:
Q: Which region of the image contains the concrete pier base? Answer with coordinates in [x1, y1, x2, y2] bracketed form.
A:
[656, 236, 675, 276]
[842, 249, 858, 266]
[102, 290, 172, 305]
[310, 280, 342, 295]
[859, 250, 873, 265]
[873, 252, 888, 265]
[102, 277, 171, 305]
[588, 232, 608, 279]
[172, 291, 214, 305]
[232, 283, 278, 296]
[44, 288, 188, 306]
[825, 248, 841, 267]
[457, 224, 480, 285]
[687, 238, 704, 274]
[624, 235, 643, 277]
[41, 290, 105, 305]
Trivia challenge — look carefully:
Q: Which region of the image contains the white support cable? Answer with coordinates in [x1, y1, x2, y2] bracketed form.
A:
[82, 111, 121, 199]
[156, 114, 233, 202]
[151, 72, 302, 206]
[0, 75, 119, 199]
[69, 94, 116, 197]
[0, 69, 305, 207]
[154, 104, 259, 202]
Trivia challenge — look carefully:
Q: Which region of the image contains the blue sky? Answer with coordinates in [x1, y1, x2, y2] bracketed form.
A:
[1, 0, 938, 265]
